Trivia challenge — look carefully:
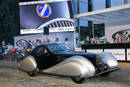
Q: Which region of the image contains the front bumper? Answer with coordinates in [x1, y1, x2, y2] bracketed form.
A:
[94, 67, 120, 77]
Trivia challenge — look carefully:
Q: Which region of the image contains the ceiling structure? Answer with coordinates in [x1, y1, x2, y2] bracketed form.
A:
[74, 4, 130, 23]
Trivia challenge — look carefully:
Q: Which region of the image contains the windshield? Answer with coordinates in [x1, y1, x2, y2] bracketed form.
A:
[46, 43, 73, 52]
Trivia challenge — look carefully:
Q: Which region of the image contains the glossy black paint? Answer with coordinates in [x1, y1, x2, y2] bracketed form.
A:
[30, 43, 99, 70]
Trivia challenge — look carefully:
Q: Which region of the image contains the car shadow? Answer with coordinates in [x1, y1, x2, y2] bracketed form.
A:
[34, 68, 130, 86]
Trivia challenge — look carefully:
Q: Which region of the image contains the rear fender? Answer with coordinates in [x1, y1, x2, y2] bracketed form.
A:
[43, 56, 96, 78]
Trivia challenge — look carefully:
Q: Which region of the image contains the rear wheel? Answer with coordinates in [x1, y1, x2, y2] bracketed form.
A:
[71, 77, 85, 84]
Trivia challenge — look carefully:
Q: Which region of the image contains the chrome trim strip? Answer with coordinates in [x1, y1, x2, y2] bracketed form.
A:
[94, 67, 119, 77]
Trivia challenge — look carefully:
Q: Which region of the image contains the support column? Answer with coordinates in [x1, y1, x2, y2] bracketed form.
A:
[106, 0, 111, 8]
[74, 17, 76, 50]
[77, 0, 80, 47]
[92, 22, 94, 39]
[124, 0, 128, 4]
[88, 0, 93, 38]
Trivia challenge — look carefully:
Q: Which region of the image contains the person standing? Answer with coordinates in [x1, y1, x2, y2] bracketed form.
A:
[84, 36, 91, 44]
[55, 38, 59, 42]
[65, 38, 69, 46]
[96, 38, 101, 44]
[27, 40, 33, 49]
[1, 40, 7, 54]
[114, 38, 119, 44]
[7, 43, 13, 51]
[103, 38, 109, 44]
[7, 43, 15, 61]
[127, 37, 130, 43]
[93, 37, 98, 44]
[34, 39, 41, 46]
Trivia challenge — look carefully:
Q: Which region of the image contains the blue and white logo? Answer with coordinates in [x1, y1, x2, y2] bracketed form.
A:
[36, 4, 52, 18]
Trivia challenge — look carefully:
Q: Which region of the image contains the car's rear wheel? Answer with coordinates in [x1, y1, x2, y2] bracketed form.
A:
[71, 76, 85, 83]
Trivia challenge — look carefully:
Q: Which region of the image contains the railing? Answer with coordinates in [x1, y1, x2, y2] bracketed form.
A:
[81, 43, 130, 62]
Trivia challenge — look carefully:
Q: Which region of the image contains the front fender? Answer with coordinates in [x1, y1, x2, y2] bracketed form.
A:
[97, 52, 118, 68]
[18, 55, 37, 72]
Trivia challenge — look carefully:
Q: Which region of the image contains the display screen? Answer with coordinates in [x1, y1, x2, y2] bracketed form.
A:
[19, 0, 74, 34]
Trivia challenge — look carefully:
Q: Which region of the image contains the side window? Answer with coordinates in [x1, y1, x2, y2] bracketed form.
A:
[43, 47, 48, 54]
[32, 46, 44, 56]
[32, 46, 48, 56]
[37, 47, 44, 55]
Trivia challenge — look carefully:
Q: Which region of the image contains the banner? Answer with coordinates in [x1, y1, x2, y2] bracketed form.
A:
[127, 49, 130, 61]
[87, 49, 103, 53]
[14, 32, 74, 50]
[104, 49, 125, 60]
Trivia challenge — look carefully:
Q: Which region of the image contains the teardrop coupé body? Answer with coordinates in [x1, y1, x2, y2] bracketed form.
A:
[18, 42, 119, 83]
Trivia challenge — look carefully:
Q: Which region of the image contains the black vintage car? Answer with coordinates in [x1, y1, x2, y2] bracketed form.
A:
[18, 42, 119, 83]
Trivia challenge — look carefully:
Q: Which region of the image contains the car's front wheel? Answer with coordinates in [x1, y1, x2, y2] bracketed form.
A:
[27, 68, 39, 76]
[100, 72, 110, 77]
[71, 76, 85, 83]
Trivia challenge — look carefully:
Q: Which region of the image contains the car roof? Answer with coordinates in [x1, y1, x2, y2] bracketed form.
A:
[38, 42, 64, 47]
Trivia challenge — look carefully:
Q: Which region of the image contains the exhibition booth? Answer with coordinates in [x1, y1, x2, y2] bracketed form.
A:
[74, 4, 130, 61]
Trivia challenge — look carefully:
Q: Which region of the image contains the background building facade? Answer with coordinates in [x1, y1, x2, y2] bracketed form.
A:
[72, 0, 130, 47]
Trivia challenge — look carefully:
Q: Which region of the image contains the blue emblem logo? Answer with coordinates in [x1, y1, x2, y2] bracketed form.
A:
[36, 4, 52, 18]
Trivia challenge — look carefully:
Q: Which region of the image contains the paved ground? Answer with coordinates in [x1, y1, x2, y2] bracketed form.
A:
[0, 60, 130, 87]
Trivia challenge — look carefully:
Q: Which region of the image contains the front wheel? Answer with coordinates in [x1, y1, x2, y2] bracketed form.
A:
[71, 77, 85, 84]
[27, 68, 39, 76]
[100, 72, 110, 77]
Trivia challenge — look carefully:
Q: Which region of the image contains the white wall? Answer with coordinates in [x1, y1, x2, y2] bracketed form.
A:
[14, 32, 74, 50]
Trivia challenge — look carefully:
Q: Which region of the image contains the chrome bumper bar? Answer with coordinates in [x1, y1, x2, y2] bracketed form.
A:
[94, 67, 120, 77]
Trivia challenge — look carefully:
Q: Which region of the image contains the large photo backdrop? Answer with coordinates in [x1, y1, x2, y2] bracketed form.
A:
[19, 0, 74, 34]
